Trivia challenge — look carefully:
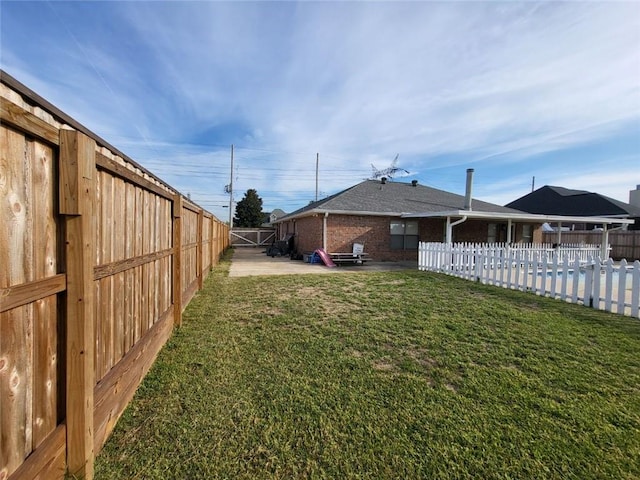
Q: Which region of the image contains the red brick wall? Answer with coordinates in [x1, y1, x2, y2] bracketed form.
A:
[283, 214, 544, 261]
[326, 215, 425, 261]
[289, 216, 323, 254]
[420, 218, 446, 242]
[453, 219, 489, 242]
[281, 214, 415, 261]
[450, 220, 543, 243]
[326, 215, 397, 259]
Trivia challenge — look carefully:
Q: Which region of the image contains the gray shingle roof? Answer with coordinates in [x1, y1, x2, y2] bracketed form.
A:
[279, 180, 520, 221]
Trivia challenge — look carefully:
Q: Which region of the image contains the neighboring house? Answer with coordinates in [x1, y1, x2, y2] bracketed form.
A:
[261, 209, 286, 227]
[274, 174, 533, 261]
[506, 185, 640, 231]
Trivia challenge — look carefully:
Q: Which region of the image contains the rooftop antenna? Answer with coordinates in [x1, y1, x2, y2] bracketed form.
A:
[370, 154, 410, 181]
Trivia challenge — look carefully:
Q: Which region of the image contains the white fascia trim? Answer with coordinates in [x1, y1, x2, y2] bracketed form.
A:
[315, 209, 404, 217]
[274, 209, 405, 223]
[401, 210, 635, 225]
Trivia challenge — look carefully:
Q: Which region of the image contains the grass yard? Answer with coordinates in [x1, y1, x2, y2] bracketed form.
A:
[95, 251, 640, 479]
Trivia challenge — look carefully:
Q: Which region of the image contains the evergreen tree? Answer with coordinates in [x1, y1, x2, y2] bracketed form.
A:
[234, 189, 264, 227]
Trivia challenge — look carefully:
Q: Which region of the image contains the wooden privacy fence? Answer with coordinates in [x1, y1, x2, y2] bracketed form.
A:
[543, 230, 640, 261]
[1, 72, 229, 480]
[418, 242, 640, 319]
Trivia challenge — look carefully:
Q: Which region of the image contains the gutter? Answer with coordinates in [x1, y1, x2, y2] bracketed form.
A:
[446, 216, 467, 244]
[274, 208, 405, 224]
[600, 224, 626, 259]
[402, 210, 635, 226]
[323, 212, 328, 251]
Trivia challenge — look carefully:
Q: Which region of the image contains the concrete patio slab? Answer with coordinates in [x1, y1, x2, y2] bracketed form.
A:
[228, 247, 416, 277]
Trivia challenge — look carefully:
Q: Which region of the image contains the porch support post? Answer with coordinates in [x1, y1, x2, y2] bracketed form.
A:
[507, 219, 513, 244]
[601, 225, 609, 259]
[445, 216, 452, 244]
[556, 222, 562, 245]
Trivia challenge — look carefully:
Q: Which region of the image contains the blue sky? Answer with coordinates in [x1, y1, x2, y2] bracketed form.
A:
[2, 1, 639, 222]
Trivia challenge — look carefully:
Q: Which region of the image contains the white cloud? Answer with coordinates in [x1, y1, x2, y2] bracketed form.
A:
[2, 1, 638, 218]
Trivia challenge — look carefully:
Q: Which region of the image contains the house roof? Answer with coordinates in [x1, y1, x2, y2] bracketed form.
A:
[505, 185, 640, 218]
[275, 179, 635, 228]
[263, 208, 286, 221]
[276, 179, 521, 221]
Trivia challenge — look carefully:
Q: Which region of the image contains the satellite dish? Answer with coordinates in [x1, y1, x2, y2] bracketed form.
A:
[370, 154, 410, 180]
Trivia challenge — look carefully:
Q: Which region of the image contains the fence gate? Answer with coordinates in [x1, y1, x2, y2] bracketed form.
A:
[230, 228, 276, 247]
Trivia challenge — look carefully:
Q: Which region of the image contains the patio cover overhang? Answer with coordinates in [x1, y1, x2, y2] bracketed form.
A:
[402, 210, 635, 257]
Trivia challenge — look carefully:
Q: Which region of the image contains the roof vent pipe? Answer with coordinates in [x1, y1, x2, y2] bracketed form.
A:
[464, 168, 474, 211]
[381, 177, 387, 184]
[411, 180, 418, 187]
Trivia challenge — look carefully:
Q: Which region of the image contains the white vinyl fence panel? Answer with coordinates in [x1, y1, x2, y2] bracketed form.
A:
[418, 242, 639, 319]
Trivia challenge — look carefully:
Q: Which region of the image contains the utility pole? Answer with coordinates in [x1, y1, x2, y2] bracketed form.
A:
[315, 153, 319, 202]
[531, 176, 535, 192]
[229, 144, 234, 229]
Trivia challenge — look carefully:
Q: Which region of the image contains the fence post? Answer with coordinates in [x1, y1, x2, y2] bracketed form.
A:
[214, 215, 218, 271]
[173, 194, 183, 326]
[60, 129, 96, 480]
[197, 209, 204, 289]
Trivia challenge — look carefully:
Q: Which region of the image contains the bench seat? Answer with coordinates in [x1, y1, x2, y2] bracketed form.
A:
[329, 252, 371, 265]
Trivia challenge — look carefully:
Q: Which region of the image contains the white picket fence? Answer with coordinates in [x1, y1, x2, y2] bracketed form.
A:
[418, 242, 640, 318]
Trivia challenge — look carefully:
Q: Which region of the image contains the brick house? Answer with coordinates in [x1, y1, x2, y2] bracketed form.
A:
[274, 171, 635, 262]
[274, 174, 543, 262]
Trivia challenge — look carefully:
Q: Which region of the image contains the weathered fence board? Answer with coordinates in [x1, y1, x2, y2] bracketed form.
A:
[1, 124, 61, 479]
[181, 206, 200, 306]
[1, 72, 229, 480]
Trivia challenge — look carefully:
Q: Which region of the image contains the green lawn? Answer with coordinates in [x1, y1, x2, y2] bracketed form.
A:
[95, 251, 640, 479]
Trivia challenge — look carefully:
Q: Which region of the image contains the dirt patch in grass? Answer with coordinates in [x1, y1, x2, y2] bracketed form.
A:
[372, 359, 396, 372]
[405, 346, 438, 368]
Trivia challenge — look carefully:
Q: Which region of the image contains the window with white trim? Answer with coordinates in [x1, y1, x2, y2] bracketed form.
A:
[390, 220, 419, 250]
[488, 223, 497, 243]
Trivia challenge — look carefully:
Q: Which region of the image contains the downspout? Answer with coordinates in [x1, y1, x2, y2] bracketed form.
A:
[446, 216, 467, 244]
[601, 224, 624, 259]
[323, 212, 328, 251]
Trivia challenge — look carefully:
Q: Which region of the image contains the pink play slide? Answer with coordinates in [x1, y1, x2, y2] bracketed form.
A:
[314, 248, 336, 267]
